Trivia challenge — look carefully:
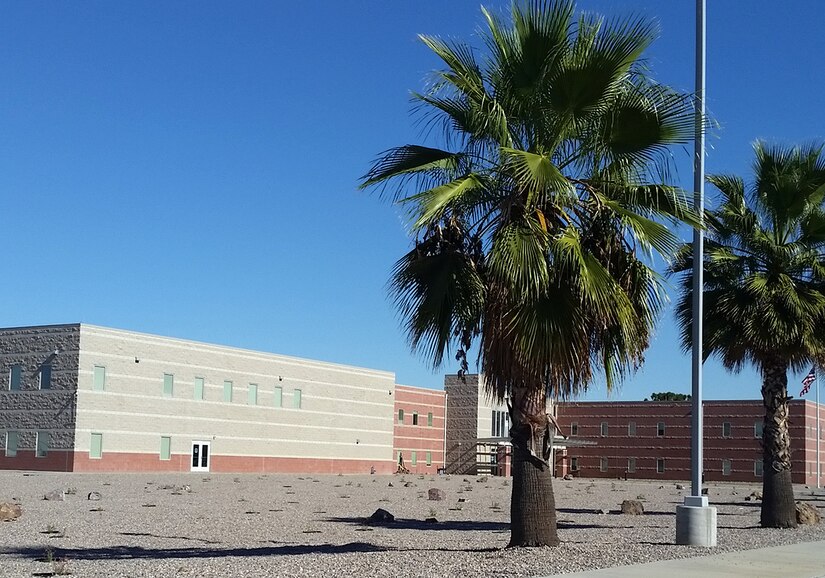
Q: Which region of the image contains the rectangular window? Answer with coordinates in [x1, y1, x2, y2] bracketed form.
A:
[627, 421, 637, 437]
[657, 422, 666, 437]
[570, 422, 578, 436]
[492, 410, 499, 437]
[248, 383, 258, 405]
[39, 364, 52, 390]
[754, 421, 764, 439]
[412, 412, 419, 426]
[398, 409, 404, 423]
[160, 436, 171, 460]
[600, 422, 608, 436]
[93, 365, 106, 391]
[5, 431, 18, 457]
[411, 450, 417, 465]
[656, 458, 665, 474]
[194, 377, 205, 400]
[90, 433, 103, 459]
[755, 460, 763, 477]
[600, 457, 608, 472]
[223, 380, 233, 402]
[426, 451, 432, 466]
[427, 412, 433, 427]
[293, 388, 302, 409]
[570, 457, 579, 471]
[722, 459, 732, 476]
[722, 422, 732, 438]
[163, 373, 174, 397]
[36, 431, 49, 458]
[9, 365, 22, 390]
[273, 386, 282, 407]
[627, 458, 636, 473]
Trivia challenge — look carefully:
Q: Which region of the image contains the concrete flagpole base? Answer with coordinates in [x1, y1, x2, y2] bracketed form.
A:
[676, 496, 717, 546]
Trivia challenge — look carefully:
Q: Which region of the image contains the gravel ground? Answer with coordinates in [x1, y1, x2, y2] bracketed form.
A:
[1, 471, 824, 577]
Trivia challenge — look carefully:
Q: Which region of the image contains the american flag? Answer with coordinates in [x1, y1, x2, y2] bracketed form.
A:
[800, 367, 816, 397]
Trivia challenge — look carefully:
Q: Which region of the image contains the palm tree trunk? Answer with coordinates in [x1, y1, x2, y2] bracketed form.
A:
[508, 386, 559, 547]
[760, 357, 797, 528]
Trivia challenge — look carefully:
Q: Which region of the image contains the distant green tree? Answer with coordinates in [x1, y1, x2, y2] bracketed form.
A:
[647, 392, 691, 401]
[671, 141, 825, 528]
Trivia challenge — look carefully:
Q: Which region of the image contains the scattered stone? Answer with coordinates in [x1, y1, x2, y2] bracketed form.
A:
[796, 502, 821, 525]
[387, 483, 393, 488]
[404, 482, 413, 488]
[0, 502, 22, 521]
[425, 517, 438, 523]
[675, 484, 684, 490]
[701, 488, 709, 496]
[428, 488, 446, 501]
[87, 492, 102, 501]
[563, 474, 573, 481]
[599, 508, 610, 515]
[620, 500, 644, 515]
[457, 498, 466, 503]
[747, 490, 762, 501]
[44, 489, 65, 501]
[367, 508, 395, 525]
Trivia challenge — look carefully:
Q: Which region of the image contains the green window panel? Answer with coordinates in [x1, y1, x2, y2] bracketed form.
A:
[293, 389, 302, 409]
[426, 451, 432, 466]
[160, 436, 171, 460]
[223, 380, 233, 402]
[163, 374, 174, 397]
[427, 412, 433, 427]
[36, 431, 49, 458]
[9, 365, 22, 391]
[248, 383, 258, 405]
[5, 431, 18, 457]
[274, 386, 282, 407]
[397, 409, 404, 423]
[411, 450, 417, 465]
[90, 433, 103, 459]
[194, 377, 205, 400]
[93, 366, 106, 391]
[40, 364, 52, 390]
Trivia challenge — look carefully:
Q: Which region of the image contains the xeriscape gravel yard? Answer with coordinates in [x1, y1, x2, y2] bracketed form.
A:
[1, 472, 824, 577]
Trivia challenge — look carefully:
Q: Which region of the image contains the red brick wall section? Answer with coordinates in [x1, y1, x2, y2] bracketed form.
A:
[393, 385, 446, 474]
[0, 450, 74, 472]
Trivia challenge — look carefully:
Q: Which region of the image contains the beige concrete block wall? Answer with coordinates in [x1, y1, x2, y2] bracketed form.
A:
[75, 325, 395, 466]
[0, 325, 80, 457]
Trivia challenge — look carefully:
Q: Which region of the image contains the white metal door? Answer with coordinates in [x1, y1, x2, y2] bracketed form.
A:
[190, 441, 211, 472]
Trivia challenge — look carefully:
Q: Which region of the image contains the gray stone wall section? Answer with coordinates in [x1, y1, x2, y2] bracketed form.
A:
[445, 374, 481, 475]
[0, 324, 80, 451]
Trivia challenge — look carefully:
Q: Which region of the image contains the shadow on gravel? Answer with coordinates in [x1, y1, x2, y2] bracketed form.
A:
[2, 542, 387, 561]
[556, 508, 674, 517]
[327, 517, 509, 532]
[119, 531, 222, 544]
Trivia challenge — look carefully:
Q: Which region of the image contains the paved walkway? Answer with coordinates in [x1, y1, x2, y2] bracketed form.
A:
[550, 540, 825, 577]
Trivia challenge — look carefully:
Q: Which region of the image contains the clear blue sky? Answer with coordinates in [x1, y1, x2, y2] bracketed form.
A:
[2, 1, 823, 400]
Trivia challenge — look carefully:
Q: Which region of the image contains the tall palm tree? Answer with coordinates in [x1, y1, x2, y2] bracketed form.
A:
[362, 0, 696, 546]
[672, 141, 825, 528]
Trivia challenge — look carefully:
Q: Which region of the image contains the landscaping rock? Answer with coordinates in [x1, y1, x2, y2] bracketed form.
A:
[366, 508, 394, 525]
[796, 502, 821, 525]
[620, 500, 644, 515]
[0, 502, 22, 521]
[563, 474, 573, 480]
[44, 489, 65, 501]
[428, 488, 446, 501]
[87, 491, 102, 501]
[675, 484, 684, 490]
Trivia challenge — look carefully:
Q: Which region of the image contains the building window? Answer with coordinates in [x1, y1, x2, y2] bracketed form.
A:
[93, 365, 106, 391]
[9, 365, 22, 391]
[426, 451, 432, 466]
[722, 459, 732, 476]
[754, 421, 764, 439]
[293, 389, 302, 409]
[600, 422, 608, 437]
[570, 422, 579, 436]
[570, 457, 579, 471]
[722, 422, 731, 438]
[274, 386, 282, 407]
[40, 364, 52, 390]
[656, 458, 665, 473]
[428, 412, 433, 427]
[160, 436, 171, 461]
[248, 383, 258, 405]
[397, 450, 402, 465]
[223, 380, 233, 402]
[90, 433, 103, 459]
[5, 431, 19, 457]
[657, 422, 666, 437]
[627, 458, 636, 473]
[194, 377, 205, 400]
[754, 460, 763, 477]
[398, 409, 404, 424]
[412, 412, 419, 426]
[627, 421, 636, 437]
[163, 373, 174, 397]
[411, 450, 417, 465]
[36, 431, 49, 458]
[600, 457, 608, 472]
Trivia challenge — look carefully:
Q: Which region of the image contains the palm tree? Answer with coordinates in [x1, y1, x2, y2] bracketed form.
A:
[672, 141, 825, 528]
[362, 0, 696, 546]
